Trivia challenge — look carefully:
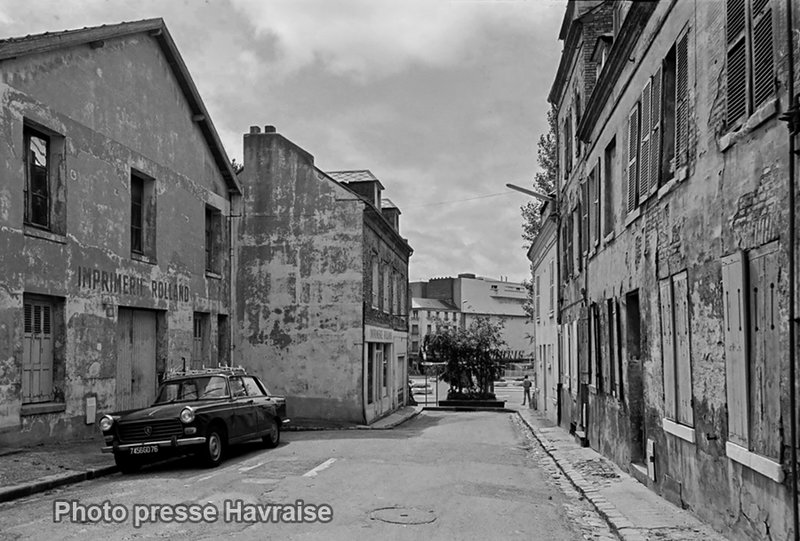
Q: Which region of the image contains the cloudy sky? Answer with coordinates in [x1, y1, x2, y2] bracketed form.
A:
[1, 0, 565, 283]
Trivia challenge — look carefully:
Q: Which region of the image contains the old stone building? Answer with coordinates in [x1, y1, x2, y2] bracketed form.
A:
[0, 19, 240, 446]
[549, 0, 798, 539]
[236, 128, 412, 426]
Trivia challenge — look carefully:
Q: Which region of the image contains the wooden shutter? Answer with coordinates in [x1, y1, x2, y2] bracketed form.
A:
[726, 0, 747, 126]
[23, 300, 54, 404]
[581, 181, 589, 255]
[639, 79, 652, 205]
[571, 320, 579, 392]
[650, 67, 662, 193]
[535, 275, 541, 322]
[675, 32, 689, 168]
[626, 103, 640, 213]
[721, 251, 749, 446]
[672, 271, 694, 426]
[593, 161, 601, 246]
[659, 278, 676, 419]
[751, 0, 774, 109]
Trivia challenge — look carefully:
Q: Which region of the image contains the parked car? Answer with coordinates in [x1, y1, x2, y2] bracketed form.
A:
[99, 367, 289, 473]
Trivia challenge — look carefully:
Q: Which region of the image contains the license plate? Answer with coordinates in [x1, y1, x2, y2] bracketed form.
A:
[130, 445, 159, 455]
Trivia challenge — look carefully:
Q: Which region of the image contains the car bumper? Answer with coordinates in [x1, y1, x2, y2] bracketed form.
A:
[101, 437, 206, 453]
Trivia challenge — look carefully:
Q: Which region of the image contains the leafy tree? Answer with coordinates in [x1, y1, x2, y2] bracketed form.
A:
[231, 158, 244, 174]
[425, 316, 506, 400]
[521, 106, 558, 249]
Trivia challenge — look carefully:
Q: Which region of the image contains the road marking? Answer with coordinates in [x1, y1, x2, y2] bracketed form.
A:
[196, 472, 221, 482]
[302, 458, 336, 478]
[239, 461, 264, 473]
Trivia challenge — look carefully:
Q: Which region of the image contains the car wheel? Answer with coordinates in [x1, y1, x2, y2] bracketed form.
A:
[114, 453, 141, 474]
[262, 418, 280, 448]
[201, 426, 225, 467]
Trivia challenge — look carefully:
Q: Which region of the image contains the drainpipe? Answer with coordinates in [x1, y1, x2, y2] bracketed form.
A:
[781, 0, 800, 536]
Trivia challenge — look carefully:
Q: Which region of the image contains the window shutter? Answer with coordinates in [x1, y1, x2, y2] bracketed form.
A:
[659, 278, 676, 420]
[726, 0, 747, 126]
[639, 80, 651, 205]
[650, 67, 662, 193]
[751, 1, 774, 109]
[535, 275, 541, 322]
[672, 271, 694, 426]
[721, 251, 748, 446]
[626, 104, 640, 212]
[675, 33, 689, 168]
[581, 182, 589, 255]
[593, 161, 600, 245]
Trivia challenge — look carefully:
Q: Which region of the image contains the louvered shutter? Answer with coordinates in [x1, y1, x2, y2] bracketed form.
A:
[675, 33, 689, 168]
[626, 104, 640, 213]
[639, 80, 651, 204]
[726, 0, 747, 126]
[650, 67, 662, 191]
[751, 0, 774, 109]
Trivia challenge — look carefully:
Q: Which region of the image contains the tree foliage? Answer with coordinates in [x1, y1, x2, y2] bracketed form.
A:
[423, 316, 506, 400]
[521, 106, 558, 249]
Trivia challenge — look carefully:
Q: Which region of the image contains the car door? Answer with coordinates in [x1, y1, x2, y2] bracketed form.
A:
[242, 376, 274, 435]
[228, 376, 259, 442]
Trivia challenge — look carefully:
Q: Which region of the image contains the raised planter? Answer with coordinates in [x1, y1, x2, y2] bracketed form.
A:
[438, 399, 506, 408]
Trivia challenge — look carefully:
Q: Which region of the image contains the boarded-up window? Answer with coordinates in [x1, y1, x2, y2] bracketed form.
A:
[660, 270, 694, 426]
[626, 103, 640, 213]
[726, 0, 774, 128]
[23, 298, 54, 403]
[721, 251, 748, 446]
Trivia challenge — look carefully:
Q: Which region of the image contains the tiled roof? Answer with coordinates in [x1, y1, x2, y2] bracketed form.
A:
[0, 19, 240, 194]
[411, 298, 459, 310]
[326, 170, 380, 183]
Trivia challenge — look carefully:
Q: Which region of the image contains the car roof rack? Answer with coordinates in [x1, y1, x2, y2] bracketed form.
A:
[165, 365, 248, 378]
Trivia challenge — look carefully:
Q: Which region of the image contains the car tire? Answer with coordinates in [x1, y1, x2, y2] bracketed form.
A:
[262, 418, 280, 448]
[114, 453, 141, 474]
[200, 426, 225, 468]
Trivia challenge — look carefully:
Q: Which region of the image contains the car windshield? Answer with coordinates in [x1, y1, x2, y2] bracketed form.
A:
[154, 376, 229, 403]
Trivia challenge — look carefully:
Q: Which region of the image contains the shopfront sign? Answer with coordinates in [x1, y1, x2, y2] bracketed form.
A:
[77, 266, 190, 302]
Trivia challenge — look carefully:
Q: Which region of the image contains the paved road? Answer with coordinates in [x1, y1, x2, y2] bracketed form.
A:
[0, 411, 617, 540]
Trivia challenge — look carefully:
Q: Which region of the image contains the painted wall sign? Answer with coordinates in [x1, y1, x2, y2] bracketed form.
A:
[77, 266, 190, 302]
[367, 327, 393, 341]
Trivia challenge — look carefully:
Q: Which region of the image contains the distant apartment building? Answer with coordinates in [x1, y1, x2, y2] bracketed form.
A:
[409, 274, 534, 366]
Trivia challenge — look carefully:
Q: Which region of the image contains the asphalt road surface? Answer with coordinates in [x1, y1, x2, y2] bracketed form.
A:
[0, 411, 617, 540]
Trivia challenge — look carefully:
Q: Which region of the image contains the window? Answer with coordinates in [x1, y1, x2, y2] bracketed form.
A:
[563, 117, 573, 177]
[371, 257, 379, 308]
[721, 242, 782, 460]
[130, 170, 156, 259]
[659, 271, 694, 427]
[603, 139, 616, 237]
[192, 312, 209, 370]
[535, 275, 541, 323]
[382, 266, 390, 312]
[426, 324, 432, 335]
[205, 206, 222, 273]
[589, 162, 600, 247]
[726, 0, 774, 129]
[412, 324, 419, 334]
[22, 296, 61, 404]
[411, 341, 419, 353]
[23, 122, 66, 234]
[549, 260, 555, 316]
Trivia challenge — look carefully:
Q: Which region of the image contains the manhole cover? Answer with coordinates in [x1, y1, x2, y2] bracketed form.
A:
[369, 506, 437, 525]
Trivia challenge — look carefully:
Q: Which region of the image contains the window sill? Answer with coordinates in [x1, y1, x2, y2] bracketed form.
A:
[132, 252, 157, 265]
[603, 231, 615, 245]
[624, 207, 641, 228]
[23, 225, 66, 244]
[21, 402, 66, 416]
[719, 97, 778, 153]
[657, 168, 687, 200]
[725, 442, 784, 483]
[662, 418, 696, 444]
[205, 271, 222, 280]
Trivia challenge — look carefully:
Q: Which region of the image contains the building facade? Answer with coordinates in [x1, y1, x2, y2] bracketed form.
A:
[0, 20, 240, 446]
[549, 1, 798, 539]
[236, 131, 412, 426]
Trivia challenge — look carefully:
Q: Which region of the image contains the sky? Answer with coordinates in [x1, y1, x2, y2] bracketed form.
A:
[0, 0, 565, 283]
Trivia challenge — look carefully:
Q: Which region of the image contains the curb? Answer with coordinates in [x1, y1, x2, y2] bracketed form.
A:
[0, 465, 118, 504]
[513, 412, 628, 541]
[423, 406, 516, 413]
[284, 407, 423, 432]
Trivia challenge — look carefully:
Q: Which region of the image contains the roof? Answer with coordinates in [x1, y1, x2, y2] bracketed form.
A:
[411, 298, 459, 311]
[381, 198, 399, 211]
[0, 19, 241, 195]
[326, 170, 386, 190]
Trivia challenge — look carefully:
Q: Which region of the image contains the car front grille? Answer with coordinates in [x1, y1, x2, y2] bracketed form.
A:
[118, 419, 183, 442]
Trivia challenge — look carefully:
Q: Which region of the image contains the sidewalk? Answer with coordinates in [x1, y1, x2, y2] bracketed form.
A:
[509, 402, 729, 541]
[0, 406, 424, 503]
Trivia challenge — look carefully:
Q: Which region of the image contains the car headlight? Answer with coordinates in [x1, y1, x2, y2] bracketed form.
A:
[179, 407, 195, 424]
[99, 415, 114, 432]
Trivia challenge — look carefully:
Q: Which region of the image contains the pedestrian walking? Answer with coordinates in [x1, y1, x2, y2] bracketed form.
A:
[521, 375, 532, 407]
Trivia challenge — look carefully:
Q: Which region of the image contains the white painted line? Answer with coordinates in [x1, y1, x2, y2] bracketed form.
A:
[196, 472, 221, 482]
[302, 458, 336, 478]
[238, 462, 264, 473]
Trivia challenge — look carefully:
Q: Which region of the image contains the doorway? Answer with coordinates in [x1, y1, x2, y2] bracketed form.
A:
[625, 291, 645, 465]
[116, 308, 157, 410]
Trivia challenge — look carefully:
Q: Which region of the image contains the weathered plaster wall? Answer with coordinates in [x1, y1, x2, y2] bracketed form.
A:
[236, 129, 365, 424]
[0, 34, 232, 445]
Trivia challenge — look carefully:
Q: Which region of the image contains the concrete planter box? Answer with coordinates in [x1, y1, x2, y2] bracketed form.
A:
[438, 399, 506, 408]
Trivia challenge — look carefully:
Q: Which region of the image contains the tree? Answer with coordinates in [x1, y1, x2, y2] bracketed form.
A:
[426, 316, 506, 400]
[521, 106, 558, 249]
[231, 158, 244, 174]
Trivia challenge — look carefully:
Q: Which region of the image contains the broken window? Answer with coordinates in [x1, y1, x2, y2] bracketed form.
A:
[24, 127, 50, 229]
[130, 170, 156, 259]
